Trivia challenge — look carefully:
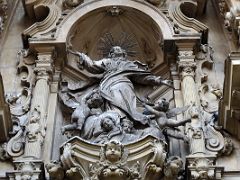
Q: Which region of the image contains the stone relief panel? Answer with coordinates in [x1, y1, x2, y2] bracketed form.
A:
[3, 49, 35, 159]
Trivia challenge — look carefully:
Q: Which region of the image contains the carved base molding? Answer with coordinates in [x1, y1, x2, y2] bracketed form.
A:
[7, 160, 43, 180]
[186, 155, 224, 180]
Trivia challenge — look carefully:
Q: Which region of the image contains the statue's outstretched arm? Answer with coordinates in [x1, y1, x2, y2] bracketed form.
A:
[133, 75, 174, 88]
[68, 49, 104, 73]
[164, 129, 188, 142]
[165, 118, 191, 128]
[144, 104, 165, 117]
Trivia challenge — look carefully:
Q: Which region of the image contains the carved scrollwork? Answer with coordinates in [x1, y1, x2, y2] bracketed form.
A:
[146, 0, 166, 6]
[58, 136, 169, 179]
[195, 44, 214, 83]
[204, 125, 225, 153]
[6, 129, 25, 157]
[5, 48, 34, 159]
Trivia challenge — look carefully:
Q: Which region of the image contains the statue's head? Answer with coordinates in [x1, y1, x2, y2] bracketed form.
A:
[121, 118, 133, 133]
[86, 91, 103, 108]
[167, 156, 183, 175]
[155, 98, 169, 112]
[99, 111, 120, 131]
[104, 140, 123, 163]
[100, 116, 115, 131]
[109, 46, 127, 58]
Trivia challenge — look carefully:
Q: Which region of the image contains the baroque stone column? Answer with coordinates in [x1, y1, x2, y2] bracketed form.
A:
[24, 52, 53, 158]
[7, 48, 54, 179]
[177, 43, 218, 179]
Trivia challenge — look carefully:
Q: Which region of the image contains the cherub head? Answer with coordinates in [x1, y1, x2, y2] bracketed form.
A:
[164, 156, 183, 178]
[154, 98, 169, 112]
[100, 116, 116, 132]
[104, 140, 123, 163]
[86, 91, 104, 109]
[121, 119, 133, 133]
[99, 111, 120, 132]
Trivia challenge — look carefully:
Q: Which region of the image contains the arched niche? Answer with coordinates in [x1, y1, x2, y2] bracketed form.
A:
[55, 0, 175, 76]
[57, 0, 174, 43]
[67, 6, 164, 69]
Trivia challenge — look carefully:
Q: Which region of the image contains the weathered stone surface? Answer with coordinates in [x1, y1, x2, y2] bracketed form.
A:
[0, 0, 240, 179]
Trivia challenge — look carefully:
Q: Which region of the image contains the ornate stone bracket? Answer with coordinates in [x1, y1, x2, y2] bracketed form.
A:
[48, 136, 171, 180]
[186, 155, 223, 180]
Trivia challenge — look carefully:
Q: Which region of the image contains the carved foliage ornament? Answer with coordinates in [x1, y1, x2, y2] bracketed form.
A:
[5, 49, 33, 158]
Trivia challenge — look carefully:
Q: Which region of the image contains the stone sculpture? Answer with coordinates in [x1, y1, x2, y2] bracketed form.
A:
[68, 46, 173, 125]
[58, 44, 194, 147]
[143, 98, 190, 142]
[56, 43, 191, 179]
[89, 140, 141, 180]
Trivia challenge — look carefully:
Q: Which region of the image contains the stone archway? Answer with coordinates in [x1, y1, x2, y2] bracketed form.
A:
[56, 0, 174, 43]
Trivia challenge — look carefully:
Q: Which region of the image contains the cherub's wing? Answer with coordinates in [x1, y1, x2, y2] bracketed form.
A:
[58, 91, 80, 109]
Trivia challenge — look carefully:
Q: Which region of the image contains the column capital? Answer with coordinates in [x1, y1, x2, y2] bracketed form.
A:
[178, 60, 197, 78]
[34, 50, 55, 82]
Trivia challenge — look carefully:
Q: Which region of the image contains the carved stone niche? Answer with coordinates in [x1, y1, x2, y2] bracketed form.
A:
[0, 73, 12, 142]
[66, 6, 167, 75]
[219, 52, 240, 139]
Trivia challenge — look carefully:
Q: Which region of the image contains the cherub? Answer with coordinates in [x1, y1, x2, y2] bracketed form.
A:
[118, 118, 140, 143]
[93, 112, 122, 144]
[61, 89, 104, 133]
[164, 156, 184, 180]
[89, 141, 130, 180]
[143, 98, 190, 142]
